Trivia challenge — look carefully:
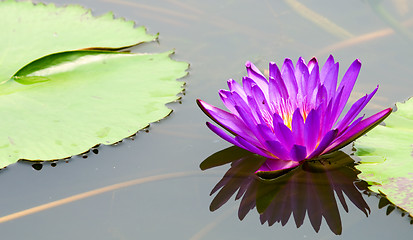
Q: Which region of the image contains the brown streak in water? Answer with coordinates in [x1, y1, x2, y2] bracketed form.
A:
[101, 0, 199, 21]
[0, 171, 199, 224]
[393, 0, 409, 16]
[317, 18, 413, 55]
[189, 206, 237, 240]
[283, 0, 354, 39]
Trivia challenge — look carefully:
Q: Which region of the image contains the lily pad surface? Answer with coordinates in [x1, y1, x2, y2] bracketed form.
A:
[355, 98, 413, 216]
[0, 1, 188, 168]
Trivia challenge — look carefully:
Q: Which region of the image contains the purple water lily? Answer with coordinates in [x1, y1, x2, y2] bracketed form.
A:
[197, 55, 392, 173]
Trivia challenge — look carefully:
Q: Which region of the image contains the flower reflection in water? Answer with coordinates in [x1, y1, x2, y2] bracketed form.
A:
[201, 147, 370, 235]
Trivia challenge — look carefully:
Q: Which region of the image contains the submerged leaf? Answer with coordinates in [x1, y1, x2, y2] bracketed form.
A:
[0, 1, 188, 168]
[355, 98, 413, 216]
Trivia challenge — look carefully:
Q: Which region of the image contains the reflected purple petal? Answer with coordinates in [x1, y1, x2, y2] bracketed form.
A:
[203, 149, 371, 235]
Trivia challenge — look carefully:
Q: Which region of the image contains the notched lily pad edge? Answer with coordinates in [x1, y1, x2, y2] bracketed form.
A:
[361, 186, 413, 220]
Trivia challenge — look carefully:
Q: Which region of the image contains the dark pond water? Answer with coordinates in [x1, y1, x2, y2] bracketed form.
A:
[1, 0, 413, 239]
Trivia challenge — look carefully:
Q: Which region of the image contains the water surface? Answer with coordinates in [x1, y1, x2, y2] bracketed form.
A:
[1, 0, 413, 239]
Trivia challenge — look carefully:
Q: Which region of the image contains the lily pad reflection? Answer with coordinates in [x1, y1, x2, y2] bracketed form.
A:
[201, 148, 370, 235]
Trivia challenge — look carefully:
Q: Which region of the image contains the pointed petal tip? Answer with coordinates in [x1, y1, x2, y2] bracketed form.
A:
[352, 58, 362, 68]
[197, 100, 228, 126]
[327, 54, 335, 63]
[269, 61, 279, 70]
[309, 56, 318, 62]
[196, 98, 209, 110]
[362, 107, 392, 128]
[196, 98, 204, 107]
[206, 121, 217, 129]
[197, 99, 208, 115]
[384, 107, 393, 115]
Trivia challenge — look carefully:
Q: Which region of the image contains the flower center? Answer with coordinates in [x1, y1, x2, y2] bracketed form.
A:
[262, 98, 311, 131]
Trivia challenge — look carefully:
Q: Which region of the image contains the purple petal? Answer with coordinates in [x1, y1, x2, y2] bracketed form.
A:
[290, 144, 307, 162]
[256, 124, 276, 142]
[304, 108, 321, 153]
[314, 85, 329, 134]
[340, 115, 363, 136]
[292, 108, 305, 145]
[307, 59, 319, 97]
[219, 90, 238, 115]
[272, 112, 284, 127]
[329, 86, 344, 127]
[274, 122, 295, 150]
[335, 86, 378, 132]
[234, 105, 262, 137]
[308, 57, 318, 73]
[197, 99, 245, 132]
[322, 99, 334, 133]
[269, 61, 281, 79]
[320, 55, 335, 81]
[309, 84, 319, 109]
[242, 76, 257, 98]
[307, 129, 338, 159]
[316, 84, 328, 112]
[269, 73, 289, 101]
[242, 80, 271, 119]
[335, 59, 362, 119]
[247, 95, 267, 126]
[196, 98, 235, 123]
[322, 62, 339, 100]
[227, 79, 245, 99]
[268, 63, 282, 101]
[235, 104, 280, 148]
[206, 122, 273, 159]
[245, 61, 269, 96]
[251, 84, 272, 115]
[295, 57, 310, 96]
[197, 99, 259, 145]
[323, 108, 392, 154]
[256, 158, 300, 172]
[265, 140, 290, 160]
[281, 58, 298, 99]
[231, 90, 257, 121]
[206, 122, 247, 150]
[235, 135, 273, 158]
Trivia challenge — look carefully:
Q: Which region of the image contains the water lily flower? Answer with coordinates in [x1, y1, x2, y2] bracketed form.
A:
[197, 55, 392, 173]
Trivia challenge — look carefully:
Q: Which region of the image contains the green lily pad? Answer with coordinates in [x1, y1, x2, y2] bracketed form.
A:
[0, 1, 188, 168]
[355, 98, 413, 216]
